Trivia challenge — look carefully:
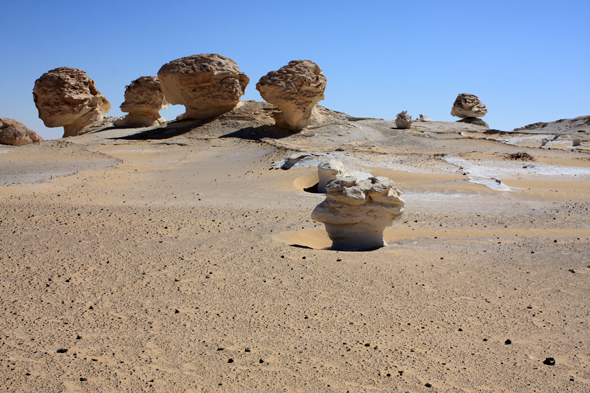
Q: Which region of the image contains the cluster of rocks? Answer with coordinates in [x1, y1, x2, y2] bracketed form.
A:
[29, 54, 327, 139]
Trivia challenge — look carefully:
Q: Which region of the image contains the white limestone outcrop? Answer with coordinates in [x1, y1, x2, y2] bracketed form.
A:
[157, 54, 249, 120]
[395, 111, 412, 129]
[317, 159, 344, 193]
[256, 60, 327, 131]
[114, 76, 168, 128]
[451, 93, 487, 119]
[33, 67, 111, 137]
[311, 176, 405, 251]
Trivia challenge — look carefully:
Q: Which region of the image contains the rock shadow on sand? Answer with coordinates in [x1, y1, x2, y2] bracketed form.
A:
[219, 125, 298, 141]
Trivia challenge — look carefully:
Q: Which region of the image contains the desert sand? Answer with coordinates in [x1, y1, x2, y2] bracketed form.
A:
[1, 103, 589, 392]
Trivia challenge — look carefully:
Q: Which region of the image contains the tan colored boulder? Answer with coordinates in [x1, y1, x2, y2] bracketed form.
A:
[311, 176, 405, 251]
[33, 67, 111, 137]
[395, 111, 412, 129]
[256, 60, 327, 131]
[157, 54, 249, 120]
[451, 93, 487, 119]
[114, 76, 169, 128]
[0, 118, 44, 145]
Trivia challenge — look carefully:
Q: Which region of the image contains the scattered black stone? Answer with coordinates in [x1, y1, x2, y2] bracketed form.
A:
[88, 306, 94, 310]
[458, 328, 463, 332]
[570, 377, 575, 381]
[505, 339, 512, 345]
[386, 373, 391, 377]
[245, 348, 251, 352]
[543, 357, 556, 365]
[398, 371, 404, 375]
[227, 359, 234, 363]
[569, 269, 576, 274]
[364, 343, 370, 347]
[302, 256, 306, 259]
[175, 309, 179, 313]
[56, 348, 68, 353]
[76, 335, 82, 339]
[80, 377, 87, 382]
[259, 359, 264, 363]
[217, 348, 224, 351]
[425, 382, 432, 387]
[336, 258, 342, 262]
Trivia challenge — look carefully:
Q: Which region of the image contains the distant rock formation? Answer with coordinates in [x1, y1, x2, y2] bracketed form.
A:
[33, 67, 111, 137]
[256, 60, 327, 131]
[395, 111, 412, 129]
[311, 176, 405, 251]
[114, 76, 169, 128]
[157, 54, 249, 120]
[451, 93, 488, 127]
[0, 118, 44, 145]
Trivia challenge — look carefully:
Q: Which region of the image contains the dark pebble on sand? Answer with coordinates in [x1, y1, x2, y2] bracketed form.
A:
[56, 348, 68, 353]
[425, 382, 432, 387]
[227, 358, 233, 363]
[543, 357, 555, 365]
[80, 377, 87, 382]
[505, 339, 512, 345]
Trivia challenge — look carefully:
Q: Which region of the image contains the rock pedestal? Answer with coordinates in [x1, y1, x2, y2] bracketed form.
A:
[311, 176, 404, 251]
[157, 54, 249, 120]
[115, 76, 168, 128]
[451, 93, 488, 127]
[317, 159, 344, 193]
[256, 60, 327, 131]
[33, 67, 111, 137]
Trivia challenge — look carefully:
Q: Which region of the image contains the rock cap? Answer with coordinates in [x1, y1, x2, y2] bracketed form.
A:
[451, 93, 487, 118]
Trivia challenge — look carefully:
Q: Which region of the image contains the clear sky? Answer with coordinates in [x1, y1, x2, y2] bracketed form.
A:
[1, 0, 589, 140]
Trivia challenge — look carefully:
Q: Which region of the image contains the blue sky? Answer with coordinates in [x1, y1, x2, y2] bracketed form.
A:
[1, 0, 589, 140]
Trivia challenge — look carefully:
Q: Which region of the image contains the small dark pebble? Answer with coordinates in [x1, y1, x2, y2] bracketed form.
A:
[88, 306, 94, 310]
[425, 382, 432, 387]
[25, 373, 30, 376]
[175, 309, 179, 313]
[56, 348, 68, 353]
[336, 258, 342, 262]
[227, 359, 234, 363]
[569, 269, 576, 274]
[458, 328, 463, 331]
[259, 359, 264, 363]
[76, 335, 82, 340]
[386, 373, 391, 377]
[80, 377, 87, 382]
[245, 348, 251, 352]
[505, 339, 512, 345]
[217, 348, 224, 351]
[570, 377, 575, 381]
[364, 343, 370, 347]
[398, 371, 404, 375]
[302, 256, 306, 259]
[543, 357, 556, 365]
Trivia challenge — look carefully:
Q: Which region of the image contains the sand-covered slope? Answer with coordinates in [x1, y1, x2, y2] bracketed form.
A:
[1, 102, 589, 392]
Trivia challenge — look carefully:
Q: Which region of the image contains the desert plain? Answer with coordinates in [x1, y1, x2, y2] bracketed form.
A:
[1, 103, 589, 392]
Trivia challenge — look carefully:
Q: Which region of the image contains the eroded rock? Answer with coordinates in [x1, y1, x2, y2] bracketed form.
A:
[114, 77, 169, 128]
[451, 93, 487, 119]
[157, 54, 249, 120]
[33, 67, 111, 137]
[395, 111, 412, 129]
[0, 118, 44, 145]
[311, 176, 405, 250]
[256, 60, 327, 131]
[318, 159, 344, 193]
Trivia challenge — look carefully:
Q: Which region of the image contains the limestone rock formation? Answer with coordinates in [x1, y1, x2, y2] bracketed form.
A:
[33, 67, 111, 137]
[0, 118, 44, 145]
[157, 54, 249, 120]
[311, 176, 405, 251]
[317, 159, 344, 193]
[395, 111, 412, 129]
[457, 117, 489, 128]
[451, 93, 487, 119]
[256, 60, 327, 131]
[114, 76, 169, 128]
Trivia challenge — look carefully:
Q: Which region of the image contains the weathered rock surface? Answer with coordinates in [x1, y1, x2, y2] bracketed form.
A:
[451, 93, 487, 119]
[311, 176, 405, 250]
[0, 118, 44, 145]
[256, 60, 327, 131]
[457, 117, 489, 128]
[395, 111, 412, 129]
[114, 77, 169, 128]
[33, 67, 111, 137]
[317, 159, 344, 193]
[157, 54, 249, 120]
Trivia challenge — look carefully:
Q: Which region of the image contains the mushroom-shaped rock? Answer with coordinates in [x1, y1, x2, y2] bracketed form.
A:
[451, 93, 487, 119]
[311, 176, 405, 251]
[0, 118, 44, 145]
[256, 60, 327, 131]
[157, 54, 249, 120]
[395, 111, 412, 129]
[33, 67, 111, 137]
[318, 159, 344, 193]
[114, 76, 169, 128]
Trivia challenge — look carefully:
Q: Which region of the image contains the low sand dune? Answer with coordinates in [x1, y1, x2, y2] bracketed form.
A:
[1, 102, 589, 392]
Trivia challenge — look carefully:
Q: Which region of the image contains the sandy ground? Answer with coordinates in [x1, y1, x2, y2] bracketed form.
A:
[1, 104, 589, 392]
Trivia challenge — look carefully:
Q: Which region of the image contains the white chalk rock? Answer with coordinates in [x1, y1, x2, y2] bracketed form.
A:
[114, 76, 168, 128]
[311, 176, 404, 250]
[451, 93, 487, 118]
[395, 111, 412, 129]
[317, 159, 344, 193]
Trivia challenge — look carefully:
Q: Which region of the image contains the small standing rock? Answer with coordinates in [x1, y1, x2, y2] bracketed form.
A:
[395, 111, 412, 129]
